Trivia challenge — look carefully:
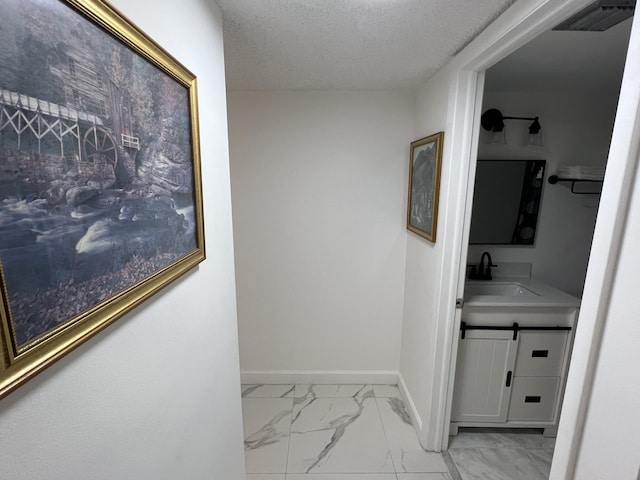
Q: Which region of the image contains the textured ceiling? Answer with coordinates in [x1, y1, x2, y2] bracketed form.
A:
[217, 0, 517, 90]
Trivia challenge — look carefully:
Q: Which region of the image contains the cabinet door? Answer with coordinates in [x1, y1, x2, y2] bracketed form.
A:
[451, 329, 518, 423]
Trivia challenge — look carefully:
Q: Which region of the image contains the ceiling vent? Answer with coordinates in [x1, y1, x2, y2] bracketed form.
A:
[553, 0, 635, 31]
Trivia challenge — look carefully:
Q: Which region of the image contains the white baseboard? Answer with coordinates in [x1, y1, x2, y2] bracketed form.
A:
[240, 370, 398, 385]
[398, 371, 423, 431]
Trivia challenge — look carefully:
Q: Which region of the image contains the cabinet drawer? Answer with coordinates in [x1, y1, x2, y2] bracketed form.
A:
[515, 331, 568, 377]
[507, 377, 560, 422]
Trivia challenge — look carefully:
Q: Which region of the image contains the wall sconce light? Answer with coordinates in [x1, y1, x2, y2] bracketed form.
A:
[527, 117, 543, 147]
[481, 108, 543, 146]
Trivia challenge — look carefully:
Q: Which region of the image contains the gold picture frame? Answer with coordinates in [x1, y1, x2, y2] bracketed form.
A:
[0, 0, 205, 399]
[407, 132, 444, 242]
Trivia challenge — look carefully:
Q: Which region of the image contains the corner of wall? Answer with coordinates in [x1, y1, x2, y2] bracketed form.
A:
[398, 370, 423, 433]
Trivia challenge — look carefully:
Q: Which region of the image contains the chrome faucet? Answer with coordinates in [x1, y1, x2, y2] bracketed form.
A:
[468, 251, 496, 280]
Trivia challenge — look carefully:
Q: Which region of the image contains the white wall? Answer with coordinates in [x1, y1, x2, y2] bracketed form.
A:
[572, 149, 640, 478]
[0, 1, 246, 479]
[468, 90, 619, 297]
[228, 91, 413, 379]
[399, 68, 453, 436]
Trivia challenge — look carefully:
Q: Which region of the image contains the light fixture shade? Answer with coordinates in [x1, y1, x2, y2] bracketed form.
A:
[528, 117, 543, 146]
[528, 117, 542, 135]
[528, 131, 544, 147]
[492, 128, 507, 145]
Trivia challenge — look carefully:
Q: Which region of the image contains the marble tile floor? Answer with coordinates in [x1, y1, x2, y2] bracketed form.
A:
[447, 427, 556, 480]
[242, 384, 453, 480]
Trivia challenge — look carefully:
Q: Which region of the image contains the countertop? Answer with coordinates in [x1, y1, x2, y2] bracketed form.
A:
[464, 277, 581, 308]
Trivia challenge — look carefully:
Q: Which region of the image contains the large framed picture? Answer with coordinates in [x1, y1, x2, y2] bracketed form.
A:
[407, 132, 444, 242]
[0, 0, 205, 398]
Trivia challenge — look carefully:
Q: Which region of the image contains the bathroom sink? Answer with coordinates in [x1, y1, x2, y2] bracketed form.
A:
[465, 282, 539, 297]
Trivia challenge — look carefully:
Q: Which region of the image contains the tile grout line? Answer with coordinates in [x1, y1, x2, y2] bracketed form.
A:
[283, 391, 295, 478]
[442, 450, 464, 480]
[371, 390, 400, 477]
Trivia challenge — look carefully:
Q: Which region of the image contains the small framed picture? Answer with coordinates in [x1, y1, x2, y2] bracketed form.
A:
[407, 132, 444, 242]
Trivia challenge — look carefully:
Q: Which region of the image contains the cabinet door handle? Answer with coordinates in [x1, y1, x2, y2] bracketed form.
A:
[505, 371, 512, 387]
[532, 350, 549, 357]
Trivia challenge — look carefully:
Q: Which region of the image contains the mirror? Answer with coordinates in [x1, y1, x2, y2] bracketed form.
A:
[469, 160, 546, 245]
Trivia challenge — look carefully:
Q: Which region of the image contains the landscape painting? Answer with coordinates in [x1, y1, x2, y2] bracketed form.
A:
[0, 0, 204, 379]
[406, 132, 444, 243]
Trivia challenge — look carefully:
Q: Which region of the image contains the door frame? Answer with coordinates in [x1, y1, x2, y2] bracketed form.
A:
[428, 1, 640, 478]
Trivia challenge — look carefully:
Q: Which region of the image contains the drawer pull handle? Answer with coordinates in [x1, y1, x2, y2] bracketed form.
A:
[532, 350, 549, 358]
[506, 371, 512, 387]
[525, 396, 541, 403]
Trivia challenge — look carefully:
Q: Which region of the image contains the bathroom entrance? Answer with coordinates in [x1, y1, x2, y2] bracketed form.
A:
[441, 2, 638, 479]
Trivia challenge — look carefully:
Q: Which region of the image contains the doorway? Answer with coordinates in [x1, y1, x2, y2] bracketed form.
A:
[418, 1, 640, 479]
[445, 12, 634, 479]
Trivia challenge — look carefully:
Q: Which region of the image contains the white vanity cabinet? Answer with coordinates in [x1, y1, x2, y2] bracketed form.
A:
[450, 303, 578, 436]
